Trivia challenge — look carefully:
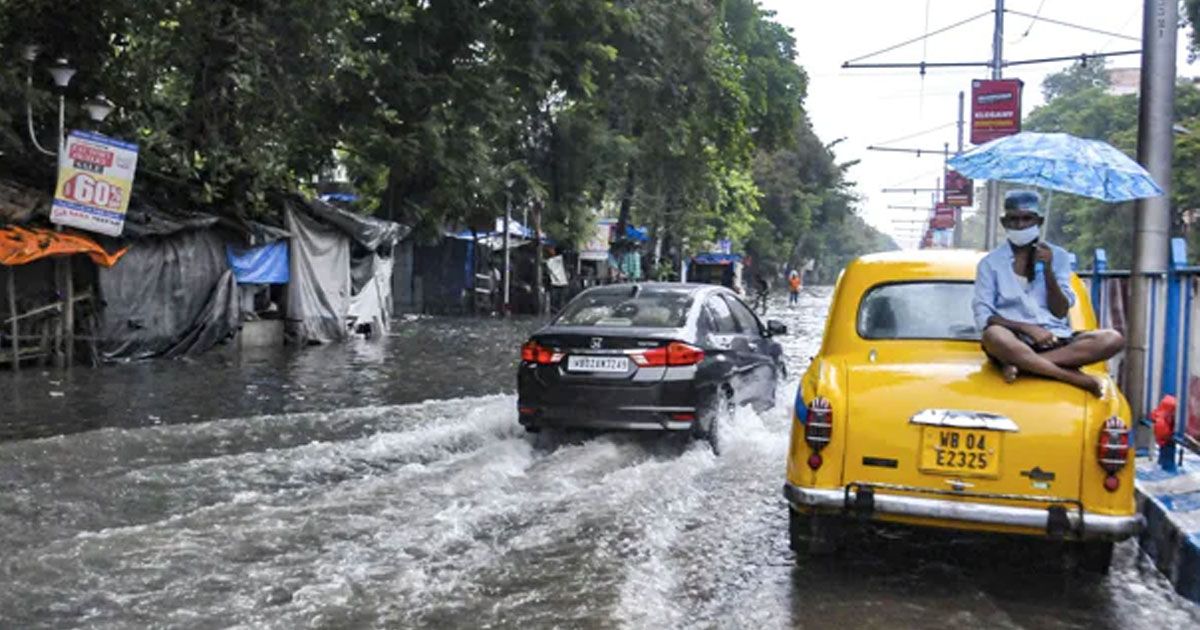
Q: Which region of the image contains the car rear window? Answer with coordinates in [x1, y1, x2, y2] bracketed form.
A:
[555, 288, 693, 328]
[858, 282, 980, 340]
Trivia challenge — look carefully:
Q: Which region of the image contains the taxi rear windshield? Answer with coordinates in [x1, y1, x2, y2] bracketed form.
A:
[857, 282, 980, 341]
[556, 288, 693, 328]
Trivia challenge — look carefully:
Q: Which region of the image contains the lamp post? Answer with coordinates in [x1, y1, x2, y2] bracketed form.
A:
[21, 49, 113, 369]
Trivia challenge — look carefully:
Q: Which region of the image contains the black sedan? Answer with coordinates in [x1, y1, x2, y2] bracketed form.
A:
[517, 283, 787, 448]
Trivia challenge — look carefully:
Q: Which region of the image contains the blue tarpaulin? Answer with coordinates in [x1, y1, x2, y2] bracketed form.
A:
[227, 241, 290, 284]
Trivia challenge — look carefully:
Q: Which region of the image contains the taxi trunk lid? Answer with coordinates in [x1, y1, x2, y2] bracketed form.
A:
[842, 359, 1088, 501]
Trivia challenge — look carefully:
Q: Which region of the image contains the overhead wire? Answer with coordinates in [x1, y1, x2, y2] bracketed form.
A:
[844, 11, 993, 65]
[1004, 9, 1141, 42]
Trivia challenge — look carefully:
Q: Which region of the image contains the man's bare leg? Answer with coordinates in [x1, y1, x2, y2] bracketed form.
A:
[982, 326, 1103, 396]
[1038, 329, 1124, 369]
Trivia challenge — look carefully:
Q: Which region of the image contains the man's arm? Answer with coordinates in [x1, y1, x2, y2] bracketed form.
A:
[1037, 244, 1073, 318]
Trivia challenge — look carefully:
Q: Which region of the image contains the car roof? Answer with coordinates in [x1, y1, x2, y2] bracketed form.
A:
[577, 282, 730, 297]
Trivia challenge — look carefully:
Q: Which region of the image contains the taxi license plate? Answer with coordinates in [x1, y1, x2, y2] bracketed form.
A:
[567, 355, 629, 373]
[919, 427, 1000, 477]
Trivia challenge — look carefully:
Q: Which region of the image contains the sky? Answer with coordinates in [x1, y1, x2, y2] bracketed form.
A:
[760, 0, 1194, 249]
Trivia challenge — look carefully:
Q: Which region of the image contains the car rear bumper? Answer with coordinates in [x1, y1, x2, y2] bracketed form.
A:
[519, 405, 696, 432]
[783, 483, 1142, 541]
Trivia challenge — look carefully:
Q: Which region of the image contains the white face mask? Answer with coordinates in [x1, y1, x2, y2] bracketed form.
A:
[1005, 225, 1040, 247]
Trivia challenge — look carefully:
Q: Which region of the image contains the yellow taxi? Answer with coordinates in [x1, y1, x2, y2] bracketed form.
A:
[784, 250, 1139, 572]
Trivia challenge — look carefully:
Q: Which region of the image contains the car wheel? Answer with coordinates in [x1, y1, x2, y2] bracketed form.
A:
[694, 386, 732, 455]
[787, 507, 804, 552]
[1073, 541, 1114, 574]
[788, 509, 844, 557]
[807, 513, 845, 556]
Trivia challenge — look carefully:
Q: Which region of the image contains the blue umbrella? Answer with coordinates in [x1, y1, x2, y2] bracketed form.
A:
[947, 131, 1163, 203]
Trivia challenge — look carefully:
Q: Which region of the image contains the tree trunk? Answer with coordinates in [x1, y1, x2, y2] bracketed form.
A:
[615, 164, 636, 240]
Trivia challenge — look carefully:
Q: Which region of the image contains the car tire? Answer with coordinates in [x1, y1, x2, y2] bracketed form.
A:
[1073, 541, 1114, 574]
[694, 386, 732, 455]
[807, 513, 844, 556]
[787, 507, 804, 552]
[788, 508, 844, 557]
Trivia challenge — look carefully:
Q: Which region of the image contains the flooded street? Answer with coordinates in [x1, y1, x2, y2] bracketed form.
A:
[2, 289, 1199, 629]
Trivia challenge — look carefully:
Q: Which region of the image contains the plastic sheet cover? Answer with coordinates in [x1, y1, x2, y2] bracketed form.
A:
[1, 225, 128, 267]
[348, 252, 394, 335]
[96, 230, 239, 360]
[285, 205, 350, 344]
[290, 196, 407, 252]
[227, 241, 289, 284]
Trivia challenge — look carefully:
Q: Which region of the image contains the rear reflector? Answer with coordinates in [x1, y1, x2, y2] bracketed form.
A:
[521, 340, 562, 365]
[1097, 417, 1131, 475]
[670, 412, 696, 422]
[518, 406, 538, 416]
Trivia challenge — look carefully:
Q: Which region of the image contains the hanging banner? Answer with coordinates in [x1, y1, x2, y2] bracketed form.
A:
[970, 79, 1023, 145]
[50, 130, 139, 237]
[944, 170, 974, 206]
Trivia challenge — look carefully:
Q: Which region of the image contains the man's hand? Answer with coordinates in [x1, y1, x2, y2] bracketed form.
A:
[1035, 243, 1054, 269]
[1022, 323, 1056, 349]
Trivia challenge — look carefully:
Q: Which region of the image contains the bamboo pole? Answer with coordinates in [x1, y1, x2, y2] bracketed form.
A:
[63, 257, 73, 366]
[7, 266, 17, 372]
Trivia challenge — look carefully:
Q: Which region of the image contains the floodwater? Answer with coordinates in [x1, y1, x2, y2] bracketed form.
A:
[1, 289, 1198, 629]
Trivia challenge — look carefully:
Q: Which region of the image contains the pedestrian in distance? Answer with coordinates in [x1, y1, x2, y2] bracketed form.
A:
[787, 269, 802, 306]
[972, 190, 1124, 397]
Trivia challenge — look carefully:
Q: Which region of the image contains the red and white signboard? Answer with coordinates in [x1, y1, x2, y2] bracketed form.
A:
[970, 79, 1023, 145]
[944, 170, 973, 207]
[930, 203, 956, 230]
[51, 131, 139, 237]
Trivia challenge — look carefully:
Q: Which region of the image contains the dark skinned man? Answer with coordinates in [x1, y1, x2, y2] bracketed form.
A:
[972, 190, 1124, 397]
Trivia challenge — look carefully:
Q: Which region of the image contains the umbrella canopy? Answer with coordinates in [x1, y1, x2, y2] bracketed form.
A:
[947, 131, 1163, 203]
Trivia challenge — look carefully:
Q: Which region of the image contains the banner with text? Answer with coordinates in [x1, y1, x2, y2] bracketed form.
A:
[944, 170, 974, 207]
[51, 131, 139, 237]
[970, 79, 1023, 145]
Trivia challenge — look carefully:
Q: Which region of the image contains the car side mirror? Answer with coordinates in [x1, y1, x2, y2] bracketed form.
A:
[766, 319, 788, 337]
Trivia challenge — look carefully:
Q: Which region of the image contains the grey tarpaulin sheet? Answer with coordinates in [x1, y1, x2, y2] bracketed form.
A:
[348, 252, 394, 335]
[285, 205, 350, 344]
[96, 229, 240, 360]
[289, 196, 408, 252]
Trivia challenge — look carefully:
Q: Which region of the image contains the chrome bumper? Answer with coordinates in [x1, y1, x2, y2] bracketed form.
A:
[784, 483, 1142, 541]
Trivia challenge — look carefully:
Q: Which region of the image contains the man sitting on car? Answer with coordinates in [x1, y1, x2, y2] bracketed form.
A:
[972, 190, 1124, 397]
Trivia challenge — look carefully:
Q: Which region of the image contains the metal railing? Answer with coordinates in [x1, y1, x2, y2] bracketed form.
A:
[1083, 238, 1199, 472]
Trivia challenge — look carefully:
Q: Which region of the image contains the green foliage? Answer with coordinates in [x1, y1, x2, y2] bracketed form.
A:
[0, 0, 883, 274]
[1023, 59, 1200, 268]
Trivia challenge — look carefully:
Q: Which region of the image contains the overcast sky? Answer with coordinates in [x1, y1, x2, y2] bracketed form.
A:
[759, 0, 1194, 249]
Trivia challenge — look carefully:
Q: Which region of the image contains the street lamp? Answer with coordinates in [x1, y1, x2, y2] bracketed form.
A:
[47, 58, 76, 89]
[83, 95, 115, 123]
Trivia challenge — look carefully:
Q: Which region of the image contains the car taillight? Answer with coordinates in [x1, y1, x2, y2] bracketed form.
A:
[805, 397, 832, 469]
[632, 341, 705, 367]
[1097, 417, 1131, 491]
[521, 340, 562, 365]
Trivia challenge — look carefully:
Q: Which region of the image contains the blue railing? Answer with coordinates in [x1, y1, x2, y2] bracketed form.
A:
[1084, 237, 1198, 473]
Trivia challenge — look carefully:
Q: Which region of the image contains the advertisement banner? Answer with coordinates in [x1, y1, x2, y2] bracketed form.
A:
[970, 79, 1023, 145]
[51, 131, 139, 237]
[930, 202, 956, 229]
[944, 170, 974, 206]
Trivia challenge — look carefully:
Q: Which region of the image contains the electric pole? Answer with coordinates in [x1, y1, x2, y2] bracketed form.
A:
[954, 91, 965, 248]
[983, 0, 1005, 250]
[1126, 0, 1178, 445]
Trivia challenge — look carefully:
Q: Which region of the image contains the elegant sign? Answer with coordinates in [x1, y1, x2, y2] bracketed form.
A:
[51, 131, 139, 236]
[970, 79, 1023, 145]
